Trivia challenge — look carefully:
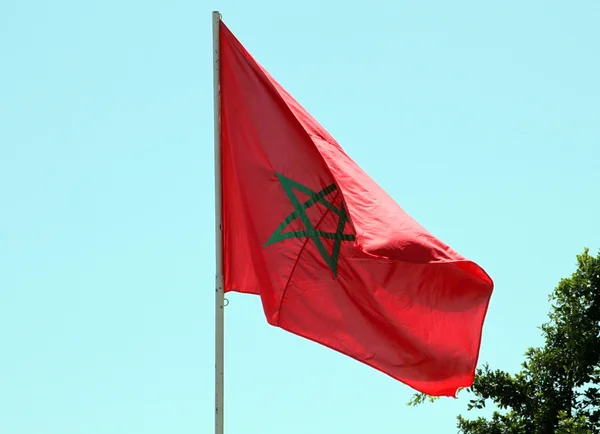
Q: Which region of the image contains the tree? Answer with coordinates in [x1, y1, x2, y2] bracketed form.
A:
[408, 249, 600, 433]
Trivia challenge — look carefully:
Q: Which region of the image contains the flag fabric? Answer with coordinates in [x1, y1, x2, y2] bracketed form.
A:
[218, 19, 494, 397]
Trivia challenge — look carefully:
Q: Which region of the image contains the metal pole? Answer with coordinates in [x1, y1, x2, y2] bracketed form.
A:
[212, 10, 225, 434]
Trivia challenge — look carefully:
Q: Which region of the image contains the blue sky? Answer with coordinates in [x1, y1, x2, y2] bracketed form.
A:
[1, 0, 599, 432]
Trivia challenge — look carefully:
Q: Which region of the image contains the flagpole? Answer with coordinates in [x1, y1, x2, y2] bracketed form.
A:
[212, 10, 225, 434]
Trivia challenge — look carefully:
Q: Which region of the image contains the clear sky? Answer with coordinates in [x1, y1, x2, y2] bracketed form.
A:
[1, 0, 599, 433]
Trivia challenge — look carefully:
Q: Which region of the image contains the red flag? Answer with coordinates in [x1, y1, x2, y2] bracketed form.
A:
[219, 20, 493, 396]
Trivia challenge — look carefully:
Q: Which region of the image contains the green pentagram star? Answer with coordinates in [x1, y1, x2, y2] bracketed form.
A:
[264, 173, 355, 276]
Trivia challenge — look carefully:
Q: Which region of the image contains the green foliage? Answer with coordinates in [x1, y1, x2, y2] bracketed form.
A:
[408, 249, 600, 433]
[406, 392, 441, 407]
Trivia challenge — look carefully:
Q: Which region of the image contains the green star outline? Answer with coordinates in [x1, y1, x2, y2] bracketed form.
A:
[264, 173, 355, 276]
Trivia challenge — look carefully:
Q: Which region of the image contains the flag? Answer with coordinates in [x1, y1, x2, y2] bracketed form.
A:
[218, 20, 493, 397]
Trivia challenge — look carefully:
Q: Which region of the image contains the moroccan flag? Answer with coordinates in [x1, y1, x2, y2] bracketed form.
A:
[219, 19, 493, 397]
